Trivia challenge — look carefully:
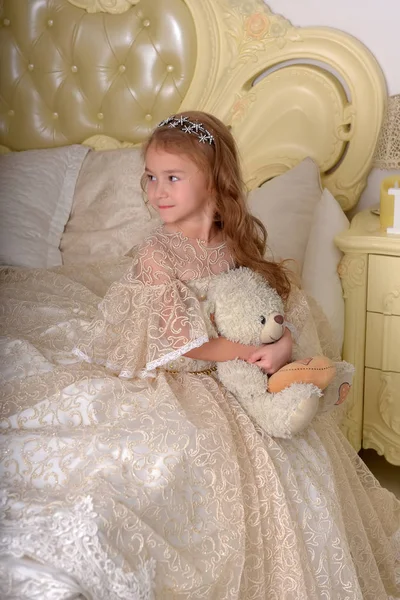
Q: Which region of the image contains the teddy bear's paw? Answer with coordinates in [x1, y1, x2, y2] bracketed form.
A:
[268, 356, 336, 393]
[272, 383, 322, 437]
[245, 383, 322, 439]
[217, 359, 268, 399]
[318, 361, 355, 414]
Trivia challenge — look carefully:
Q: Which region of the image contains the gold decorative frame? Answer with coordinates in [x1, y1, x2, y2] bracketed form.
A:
[68, 0, 140, 13]
[0, 0, 387, 210]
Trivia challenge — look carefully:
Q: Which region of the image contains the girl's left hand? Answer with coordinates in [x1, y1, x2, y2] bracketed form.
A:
[247, 328, 293, 375]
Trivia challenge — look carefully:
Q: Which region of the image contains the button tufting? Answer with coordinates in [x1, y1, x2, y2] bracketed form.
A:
[3, 18, 10, 26]
[143, 19, 150, 27]
[28, 64, 34, 71]
[118, 65, 126, 73]
[167, 65, 174, 73]
[8, 109, 14, 116]
[52, 112, 58, 119]
[47, 19, 54, 27]
[71, 65, 78, 73]
[97, 112, 104, 120]
[145, 114, 152, 122]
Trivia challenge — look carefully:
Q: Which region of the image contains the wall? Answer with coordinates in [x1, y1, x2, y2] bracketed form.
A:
[265, 0, 399, 95]
[265, 0, 400, 212]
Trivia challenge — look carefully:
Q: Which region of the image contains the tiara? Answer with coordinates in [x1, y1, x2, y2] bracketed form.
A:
[157, 115, 215, 145]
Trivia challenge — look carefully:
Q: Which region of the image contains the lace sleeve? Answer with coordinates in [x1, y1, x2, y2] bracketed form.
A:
[284, 285, 324, 360]
[74, 235, 209, 378]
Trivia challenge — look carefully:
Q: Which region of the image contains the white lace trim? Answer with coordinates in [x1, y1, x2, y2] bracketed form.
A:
[72, 346, 148, 379]
[73, 335, 209, 380]
[73, 345, 132, 376]
[0, 493, 156, 600]
[144, 335, 209, 372]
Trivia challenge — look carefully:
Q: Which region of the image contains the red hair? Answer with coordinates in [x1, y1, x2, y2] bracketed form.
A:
[142, 111, 291, 300]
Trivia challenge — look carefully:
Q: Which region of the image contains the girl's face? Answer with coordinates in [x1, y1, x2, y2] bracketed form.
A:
[145, 145, 214, 228]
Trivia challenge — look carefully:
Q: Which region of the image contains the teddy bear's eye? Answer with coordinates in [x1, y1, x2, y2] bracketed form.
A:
[260, 316, 266, 325]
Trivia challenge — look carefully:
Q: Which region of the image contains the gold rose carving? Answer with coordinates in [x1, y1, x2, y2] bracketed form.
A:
[231, 92, 257, 125]
[67, 0, 139, 14]
[223, 1, 301, 68]
[378, 373, 400, 436]
[337, 255, 366, 298]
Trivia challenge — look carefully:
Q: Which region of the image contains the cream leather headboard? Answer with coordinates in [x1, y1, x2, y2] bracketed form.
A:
[0, 0, 387, 210]
[0, 0, 196, 149]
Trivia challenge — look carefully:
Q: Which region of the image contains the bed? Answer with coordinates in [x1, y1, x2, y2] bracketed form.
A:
[0, 0, 392, 597]
[0, 0, 387, 447]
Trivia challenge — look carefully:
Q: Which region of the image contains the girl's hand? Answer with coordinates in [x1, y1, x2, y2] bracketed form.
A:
[247, 328, 292, 375]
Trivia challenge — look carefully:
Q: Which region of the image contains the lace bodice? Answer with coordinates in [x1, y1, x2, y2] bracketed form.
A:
[139, 227, 235, 283]
[74, 228, 236, 377]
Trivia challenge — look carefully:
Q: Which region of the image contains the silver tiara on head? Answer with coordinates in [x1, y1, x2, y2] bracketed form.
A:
[157, 115, 215, 145]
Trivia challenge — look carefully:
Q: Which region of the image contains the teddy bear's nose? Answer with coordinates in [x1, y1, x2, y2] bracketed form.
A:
[274, 315, 284, 324]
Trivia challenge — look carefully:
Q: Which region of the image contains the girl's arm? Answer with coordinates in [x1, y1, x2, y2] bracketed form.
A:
[185, 328, 292, 374]
[184, 337, 258, 362]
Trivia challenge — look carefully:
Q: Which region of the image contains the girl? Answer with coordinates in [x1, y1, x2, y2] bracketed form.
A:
[1, 111, 399, 599]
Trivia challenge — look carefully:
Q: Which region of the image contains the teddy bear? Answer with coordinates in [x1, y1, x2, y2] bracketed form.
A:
[204, 267, 354, 438]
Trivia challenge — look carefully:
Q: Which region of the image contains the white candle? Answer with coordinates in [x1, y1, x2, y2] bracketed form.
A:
[387, 183, 400, 234]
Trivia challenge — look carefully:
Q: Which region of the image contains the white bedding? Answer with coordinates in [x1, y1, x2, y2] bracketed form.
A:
[0, 145, 89, 268]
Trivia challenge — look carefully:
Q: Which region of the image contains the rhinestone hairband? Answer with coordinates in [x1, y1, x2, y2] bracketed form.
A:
[157, 115, 215, 145]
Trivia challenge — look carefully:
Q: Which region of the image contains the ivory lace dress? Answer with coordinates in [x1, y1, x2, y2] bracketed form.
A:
[0, 227, 399, 600]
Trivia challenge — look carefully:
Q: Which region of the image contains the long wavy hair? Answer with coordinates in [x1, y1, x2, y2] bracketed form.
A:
[142, 110, 291, 300]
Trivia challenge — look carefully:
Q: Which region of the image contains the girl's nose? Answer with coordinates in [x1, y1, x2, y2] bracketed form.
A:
[155, 181, 167, 197]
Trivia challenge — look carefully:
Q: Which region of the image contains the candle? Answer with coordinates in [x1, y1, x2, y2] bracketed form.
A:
[380, 175, 400, 230]
[387, 183, 400, 234]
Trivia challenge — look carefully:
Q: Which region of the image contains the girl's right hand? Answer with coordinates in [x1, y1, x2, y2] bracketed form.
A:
[247, 328, 292, 375]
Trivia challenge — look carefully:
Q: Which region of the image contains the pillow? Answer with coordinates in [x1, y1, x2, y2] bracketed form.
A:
[301, 188, 349, 352]
[247, 158, 322, 274]
[0, 145, 89, 268]
[60, 148, 161, 265]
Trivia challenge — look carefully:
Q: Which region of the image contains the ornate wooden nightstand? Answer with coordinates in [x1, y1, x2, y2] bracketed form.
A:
[335, 208, 400, 465]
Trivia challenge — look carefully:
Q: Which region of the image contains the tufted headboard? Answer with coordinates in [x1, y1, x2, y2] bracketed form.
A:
[0, 0, 387, 210]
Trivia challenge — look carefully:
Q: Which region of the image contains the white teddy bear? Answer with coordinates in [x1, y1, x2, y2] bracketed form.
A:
[205, 267, 353, 438]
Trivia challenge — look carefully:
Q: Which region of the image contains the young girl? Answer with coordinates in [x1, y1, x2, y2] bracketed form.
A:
[74, 110, 399, 597]
[1, 111, 399, 599]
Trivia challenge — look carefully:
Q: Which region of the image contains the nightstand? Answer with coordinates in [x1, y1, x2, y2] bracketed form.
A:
[335, 208, 400, 465]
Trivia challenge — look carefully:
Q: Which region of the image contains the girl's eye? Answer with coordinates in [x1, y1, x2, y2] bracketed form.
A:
[169, 175, 179, 182]
[147, 174, 156, 182]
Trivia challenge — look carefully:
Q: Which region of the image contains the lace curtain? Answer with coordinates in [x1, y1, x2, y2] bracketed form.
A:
[373, 95, 400, 169]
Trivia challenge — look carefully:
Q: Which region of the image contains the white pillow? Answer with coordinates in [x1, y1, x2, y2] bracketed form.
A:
[247, 158, 322, 274]
[301, 188, 349, 352]
[0, 145, 89, 268]
[60, 148, 161, 265]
